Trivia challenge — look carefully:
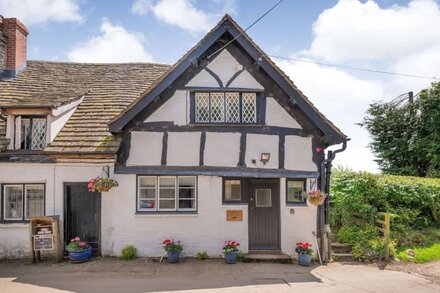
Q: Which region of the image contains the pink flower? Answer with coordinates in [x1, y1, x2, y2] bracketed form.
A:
[74, 237, 80, 241]
[70, 239, 74, 242]
[79, 242, 87, 247]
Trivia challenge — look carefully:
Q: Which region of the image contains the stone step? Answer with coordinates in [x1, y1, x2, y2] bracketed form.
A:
[245, 251, 292, 264]
[332, 253, 356, 262]
[332, 242, 352, 254]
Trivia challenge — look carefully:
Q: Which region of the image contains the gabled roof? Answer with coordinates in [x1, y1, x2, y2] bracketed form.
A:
[109, 14, 347, 144]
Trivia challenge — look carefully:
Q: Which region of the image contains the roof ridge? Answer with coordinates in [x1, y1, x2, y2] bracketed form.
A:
[27, 60, 171, 67]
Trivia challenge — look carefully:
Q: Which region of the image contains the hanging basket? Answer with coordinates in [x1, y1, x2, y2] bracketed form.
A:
[303, 190, 327, 206]
[88, 177, 118, 192]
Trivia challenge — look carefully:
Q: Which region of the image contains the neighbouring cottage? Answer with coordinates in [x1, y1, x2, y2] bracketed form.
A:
[0, 15, 347, 260]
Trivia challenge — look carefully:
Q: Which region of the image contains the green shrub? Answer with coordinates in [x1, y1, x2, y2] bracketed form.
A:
[331, 171, 440, 259]
[195, 251, 208, 260]
[121, 245, 137, 261]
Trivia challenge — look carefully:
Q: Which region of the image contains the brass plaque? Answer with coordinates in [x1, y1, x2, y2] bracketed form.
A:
[226, 210, 243, 221]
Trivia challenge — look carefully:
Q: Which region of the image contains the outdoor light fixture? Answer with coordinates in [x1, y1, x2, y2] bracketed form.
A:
[260, 153, 271, 165]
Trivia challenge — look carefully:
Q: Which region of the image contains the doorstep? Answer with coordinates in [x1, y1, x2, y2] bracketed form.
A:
[245, 250, 292, 264]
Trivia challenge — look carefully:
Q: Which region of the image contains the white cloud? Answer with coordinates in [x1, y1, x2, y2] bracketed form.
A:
[306, 0, 440, 63]
[279, 0, 440, 172]
[277, 59, 385, 172]
[0, 0, 82, 25]
[68, 20, 154, 63]
[131, 0, 236, 33]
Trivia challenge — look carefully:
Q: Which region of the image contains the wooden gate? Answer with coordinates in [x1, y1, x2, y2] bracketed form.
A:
[64, 183, 101, 255]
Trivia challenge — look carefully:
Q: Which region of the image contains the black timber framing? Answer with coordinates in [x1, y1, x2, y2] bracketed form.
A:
[134, 122, 321, 137]
[278, 135, 285, 169]
[115, 165, 319, 178]
[238, 131, 247, 167]
[204, 67, 224, 87]
[199, 131, 206, 166]
[161, 131, 168, 166]
[108, 16, 346, 145]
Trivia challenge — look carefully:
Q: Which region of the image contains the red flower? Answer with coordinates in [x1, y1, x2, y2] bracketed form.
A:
[74, 237, 80, 241]
[316, 147, 323, 153]
[163, 239, 171, 245]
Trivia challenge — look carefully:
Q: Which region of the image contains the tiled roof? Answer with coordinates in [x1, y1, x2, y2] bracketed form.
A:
[0, 61, 170, 156]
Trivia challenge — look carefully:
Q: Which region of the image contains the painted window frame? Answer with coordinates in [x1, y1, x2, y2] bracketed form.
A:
[13, 115, 47, 151]
[222, 177, 245, 204]
[190, 91, 265, 125]
[286, 179, 307, 206]
[136, 175, 197, 213]
[1, 183, 46, 222]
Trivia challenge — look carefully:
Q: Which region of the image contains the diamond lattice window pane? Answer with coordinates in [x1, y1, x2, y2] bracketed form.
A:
[31, 118, 46, 150]
[210, 92, 225, 123]
[242, 93, 257, 123]
[195, 93, 210, 122]
[225, 92, 240, 123]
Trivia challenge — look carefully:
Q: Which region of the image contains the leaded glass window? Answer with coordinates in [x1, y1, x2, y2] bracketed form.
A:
[242, 93, 257, 123]
[194, 92, 258, 124]
[15, 116, 47, 150]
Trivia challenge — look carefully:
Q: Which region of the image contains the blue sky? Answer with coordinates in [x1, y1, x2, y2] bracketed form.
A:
[1, 0, 439, 172]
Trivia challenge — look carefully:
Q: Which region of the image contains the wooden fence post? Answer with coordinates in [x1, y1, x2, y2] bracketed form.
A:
[377, 212, 391, 259]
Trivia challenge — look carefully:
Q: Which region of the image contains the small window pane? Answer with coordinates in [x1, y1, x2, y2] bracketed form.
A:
[242, 93, 257, 123]
[139, 188, 156, 199]
[226, 93, 240, 123]
[225, 180, 241, 201]
[256, 189, 271, 207]
[159, 200, 175, 209]
[179, 176, 195, 188]
[26, 185, 44, 219]
[31, 118, 47, 150]
[179, 199, 195, 209]
[195, 93, 210, 122]
[160, 189, 175, 199]
[139, 199, 155, 209]
[20, 118, 31, 150]
[4, 185, 23, 220]
[287, 180, 305, 203]
[210, 92, 225, 122]
[139, 177, 156, 188]
[160, 177, 175, 188]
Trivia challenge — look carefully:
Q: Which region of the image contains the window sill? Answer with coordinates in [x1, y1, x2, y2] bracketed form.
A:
[189, 123, 265, 127]
[285, 203, 309, 207]
[222, 202, 248, 206]
[135, 211, 198, 217]
[0, 221, 29, 227]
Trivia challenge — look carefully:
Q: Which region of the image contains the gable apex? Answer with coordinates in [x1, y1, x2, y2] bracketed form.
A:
[109, 14, 347, 145]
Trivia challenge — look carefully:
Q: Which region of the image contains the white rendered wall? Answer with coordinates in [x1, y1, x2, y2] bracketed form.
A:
[127, 132, 163, 166]
[167, 132, 201, 166]
[284, 136, 317, 171]
[144, 90, 188, 126]
[204, 132, 240, 167]
[266, 97, 302, 128]
[245, 134, 279, 169]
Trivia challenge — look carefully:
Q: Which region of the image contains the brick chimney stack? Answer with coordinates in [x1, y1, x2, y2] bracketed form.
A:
[0, 16, 29, 78]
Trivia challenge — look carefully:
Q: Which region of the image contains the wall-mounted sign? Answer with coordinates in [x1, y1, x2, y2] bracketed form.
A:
[226, 210, 243, 221]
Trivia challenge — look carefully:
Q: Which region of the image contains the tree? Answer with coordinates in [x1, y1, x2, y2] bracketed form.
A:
[361, 82, 440, 177]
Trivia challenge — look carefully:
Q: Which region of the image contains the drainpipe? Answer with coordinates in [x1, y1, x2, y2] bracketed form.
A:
[318, 140, 348, 263]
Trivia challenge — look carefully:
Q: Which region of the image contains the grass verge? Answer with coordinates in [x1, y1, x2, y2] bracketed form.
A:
[396, 243, 440, 263]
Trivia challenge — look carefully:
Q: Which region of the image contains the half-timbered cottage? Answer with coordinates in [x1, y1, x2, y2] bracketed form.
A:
[0, 15, 347, 260]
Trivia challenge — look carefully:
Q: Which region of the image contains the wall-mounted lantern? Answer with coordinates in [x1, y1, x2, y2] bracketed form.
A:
[260, 153, 271, 165]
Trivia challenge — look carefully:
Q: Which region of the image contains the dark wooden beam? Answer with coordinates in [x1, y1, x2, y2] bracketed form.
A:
[115, 165, 319, 178]
[199, 131, 206, 166]
[238, 131, 247, 167]
[161, 131, 168, 166]
[278, 134, 285, 170]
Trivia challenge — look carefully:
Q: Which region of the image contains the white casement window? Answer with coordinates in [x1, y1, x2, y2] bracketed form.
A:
[137, 176, 197, 212]
[2, 184, 45, 221]
[14, 116, 47, 150]
[194, 92, 257, 124]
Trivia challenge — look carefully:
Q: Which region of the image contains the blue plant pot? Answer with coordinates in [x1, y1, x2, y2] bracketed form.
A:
[298, 253, 312, 266]
[167, 251, 181, 263]
[224, 251, 238, 264]
[68, 247, 92, 263]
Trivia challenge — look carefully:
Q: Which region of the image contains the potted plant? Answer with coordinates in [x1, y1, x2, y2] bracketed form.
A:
[163, 239, 183, 263]
[295, 242, 313, 266]
[88, 177, 118, 192]
[66, 237, 92, 263]
[223, 240, 240, 264]
[302, 190, 326, 206]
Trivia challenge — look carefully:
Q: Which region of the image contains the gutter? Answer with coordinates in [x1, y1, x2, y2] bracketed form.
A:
[318, 139, 348, 263]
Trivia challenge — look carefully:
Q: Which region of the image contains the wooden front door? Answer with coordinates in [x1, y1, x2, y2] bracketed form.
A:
[249, 179, 280, 250]
[64, 183, 101, 255]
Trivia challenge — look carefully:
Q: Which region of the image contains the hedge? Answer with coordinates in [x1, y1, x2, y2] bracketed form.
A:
[330, 171, 440, 258]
